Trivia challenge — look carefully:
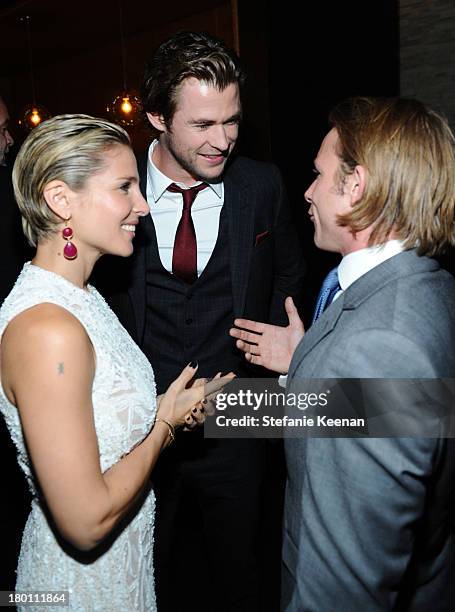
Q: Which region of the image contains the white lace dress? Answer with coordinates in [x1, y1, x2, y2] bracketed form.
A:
[0, 263, 157, 611]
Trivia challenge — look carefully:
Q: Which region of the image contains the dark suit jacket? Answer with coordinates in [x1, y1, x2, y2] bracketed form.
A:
[283, 250, 455, 611]
[0, 161, 30, 303]
[97, 154, 305, 351]
[0, 157, 32, 590]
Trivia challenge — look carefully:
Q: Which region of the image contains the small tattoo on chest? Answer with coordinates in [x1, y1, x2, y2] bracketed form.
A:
[58, 362, 64, 374]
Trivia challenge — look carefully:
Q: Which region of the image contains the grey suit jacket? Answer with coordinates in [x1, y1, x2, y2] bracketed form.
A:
[283, 249, 455, 611]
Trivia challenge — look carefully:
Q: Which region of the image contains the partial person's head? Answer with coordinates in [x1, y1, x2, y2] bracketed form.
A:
[0, 95, 14, 165]
[305, 97, 455, 257]
[13, 114, 149, 255]
[142, 31, 245, 183]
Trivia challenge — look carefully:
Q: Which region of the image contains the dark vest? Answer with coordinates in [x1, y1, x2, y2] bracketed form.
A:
[143, 207, 246, 394]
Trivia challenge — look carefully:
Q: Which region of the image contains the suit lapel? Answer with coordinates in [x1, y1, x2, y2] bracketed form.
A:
[288, 295, 345, 379]
[224, 167, 255, 317]
[288, 249, 437, 380]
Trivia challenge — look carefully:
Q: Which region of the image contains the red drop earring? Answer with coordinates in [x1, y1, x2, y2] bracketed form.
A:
[62, 221, 77, 260]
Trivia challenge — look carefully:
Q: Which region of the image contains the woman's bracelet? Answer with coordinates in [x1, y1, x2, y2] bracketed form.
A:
[155, 418, 176, 445]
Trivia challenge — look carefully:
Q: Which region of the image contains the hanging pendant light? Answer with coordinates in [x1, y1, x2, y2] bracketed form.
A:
[18, 15, 51, 131]
[19, 103, 51, 130]
[107, 91, 141, 127]
[107, 0, 141, 127]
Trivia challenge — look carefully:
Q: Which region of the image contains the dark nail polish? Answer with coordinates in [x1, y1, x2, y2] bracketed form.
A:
[202, 399, 208, 405]
[192, 407, 198, 413]
[188, 361, 198, 368]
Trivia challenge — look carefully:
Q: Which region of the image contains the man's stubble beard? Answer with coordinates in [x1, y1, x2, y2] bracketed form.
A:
[166, 135, 229, 184]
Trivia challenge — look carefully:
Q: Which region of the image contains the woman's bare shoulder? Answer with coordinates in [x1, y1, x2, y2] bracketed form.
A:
[4, 303, 89, 347]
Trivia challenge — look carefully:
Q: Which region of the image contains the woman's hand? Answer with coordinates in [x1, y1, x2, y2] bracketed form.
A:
[157, 367, 235, 435]
[180, 371, 232, 430]
[156, 363, 204, 430]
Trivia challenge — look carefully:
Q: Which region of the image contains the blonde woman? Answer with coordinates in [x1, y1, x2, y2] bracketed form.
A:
[0, 114, 229, 611]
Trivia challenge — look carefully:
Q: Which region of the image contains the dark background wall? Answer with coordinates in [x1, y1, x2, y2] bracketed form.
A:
[401, 0, 455, 131]
[399, 0, 455, 276]
[264, 0, 399, 311]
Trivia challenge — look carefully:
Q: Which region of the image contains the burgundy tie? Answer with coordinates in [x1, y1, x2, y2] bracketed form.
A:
[167, 182, 208, 284]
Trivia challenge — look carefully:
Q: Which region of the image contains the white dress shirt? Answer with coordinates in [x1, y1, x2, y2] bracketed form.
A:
[146, 139, 224, 276]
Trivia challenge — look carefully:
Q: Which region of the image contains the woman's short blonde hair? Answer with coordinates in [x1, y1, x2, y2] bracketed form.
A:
[13, 114, 130, 246]
[330, 97, 455, 256]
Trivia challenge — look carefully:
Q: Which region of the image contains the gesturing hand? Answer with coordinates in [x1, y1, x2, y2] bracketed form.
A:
[230, 297, 305, 374]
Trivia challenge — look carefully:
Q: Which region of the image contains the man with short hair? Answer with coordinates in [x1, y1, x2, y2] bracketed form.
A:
[231, 97, 455, 610]
[100, 31, 304, 611]
[0, 95, 14, 167]
[0, 94, 26, 302]
[0, 93, 30, 592]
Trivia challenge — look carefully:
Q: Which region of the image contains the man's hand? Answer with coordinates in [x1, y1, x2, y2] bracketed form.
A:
[230, 297, 305, 374]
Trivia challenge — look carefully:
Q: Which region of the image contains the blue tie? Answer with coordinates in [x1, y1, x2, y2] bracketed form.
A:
[312, 267, 340, 324]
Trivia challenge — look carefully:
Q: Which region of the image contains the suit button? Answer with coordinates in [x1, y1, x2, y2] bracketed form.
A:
[185, 318, 193, 325]
[186, 293, 193, 300]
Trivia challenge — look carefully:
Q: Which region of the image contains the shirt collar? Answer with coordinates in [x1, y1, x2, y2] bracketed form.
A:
[338, 240, 405, 292]
[147, 139, 223, 202]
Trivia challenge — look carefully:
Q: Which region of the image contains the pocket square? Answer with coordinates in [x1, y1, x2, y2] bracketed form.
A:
[255, 230, 270, 246]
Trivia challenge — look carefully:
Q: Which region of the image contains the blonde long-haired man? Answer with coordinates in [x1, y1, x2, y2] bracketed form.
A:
[231, 97, 455, 611]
